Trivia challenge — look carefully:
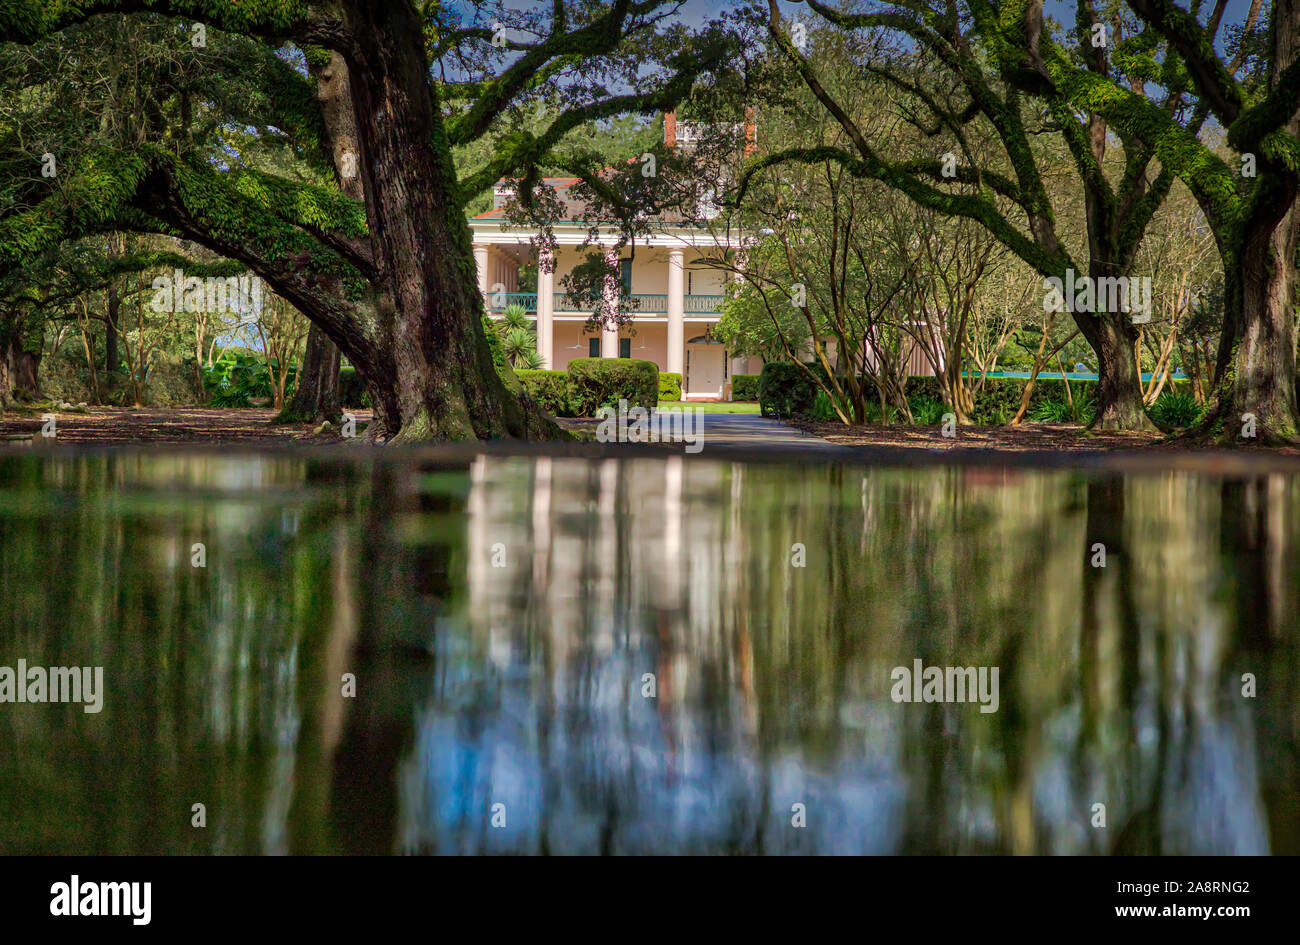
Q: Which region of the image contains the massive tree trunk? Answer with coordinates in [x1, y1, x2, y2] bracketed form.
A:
[14, 347, 39, 399]
[1076, 309, 1149, 431]
[1075, 110, 1156, 433]
[1212, 189, 1300, 444]
[3, 327, 40, 402]
[1205, 0, 1300, 446]
[276, 29, 554, 443]
[336, 1, 541, 443]
[0, 328, 13, 411]
[283, 323, 342, 423]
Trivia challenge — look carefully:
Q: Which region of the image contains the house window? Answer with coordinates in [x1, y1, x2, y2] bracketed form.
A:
[620, 259, 633, 295]
[588, 337, 600, 357]
[619, 338, 631, 359]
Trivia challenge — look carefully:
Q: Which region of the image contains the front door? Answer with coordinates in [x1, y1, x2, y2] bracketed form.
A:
[686, 343, 724, 398]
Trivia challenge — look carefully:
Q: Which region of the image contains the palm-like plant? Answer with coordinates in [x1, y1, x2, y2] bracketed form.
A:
[494, 304, 541, 369]
[498, 304, 531, 335]
[501, 326, 538, 367]
[514, 348, 545, 370]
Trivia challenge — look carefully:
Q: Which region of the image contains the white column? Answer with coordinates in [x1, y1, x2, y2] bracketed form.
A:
[474, 245, 490, 305]
[537, 249, 554, 369]
[601, 323, 619, 358]
[667, 249, 685, 375]
[601, 247, 619, 358]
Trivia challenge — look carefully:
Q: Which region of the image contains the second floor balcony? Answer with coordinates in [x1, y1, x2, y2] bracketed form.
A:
[486, 292, 725, 316]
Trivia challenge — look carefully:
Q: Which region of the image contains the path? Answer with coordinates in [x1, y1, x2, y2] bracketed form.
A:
[557, 410, 848, 455]
[694, 411, 848, 454]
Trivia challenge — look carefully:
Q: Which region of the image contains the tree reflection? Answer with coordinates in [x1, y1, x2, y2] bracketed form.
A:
[0, 452, 1296, 854]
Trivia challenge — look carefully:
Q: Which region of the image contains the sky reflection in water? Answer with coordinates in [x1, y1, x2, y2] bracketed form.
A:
[0, 452, 1295, 855]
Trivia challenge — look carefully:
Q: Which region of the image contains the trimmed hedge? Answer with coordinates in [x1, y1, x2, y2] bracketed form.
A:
[516, 366, 677, 417]
[731, 373, 760, 401]
[877, 376, 1196, 423]
[658, 372, 682, 401]
[755, 363, 1203, 424]
[758, 362, 818, 418]
[338, 366, 370, 407]
[567, 357, 658, 415]
[516, 369, 574, 417]
[842, 374, 1099, 425]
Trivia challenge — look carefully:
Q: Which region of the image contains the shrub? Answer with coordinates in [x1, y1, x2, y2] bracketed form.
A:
[967, 379, 1023, 425]
[1148, 390, 1202, 428]
[909, 395, 947, 426]
[566, 357, 658, 415]
[731, 373, 760, 401]
[810, 389, 839, 420]
[481, 314, 507, 370]
[1028, 398, 1074, 423]
[145, 357, 207, 406]
[658, 372, 682, 401]
[39, 348, 99, 405]
[975, 378, 1097, 424]
[338, 366, 371, 407]
[40, 348, 204, 407]
[203, 353, 290, 407]
[844, 374, 1104, 426]
[481, 315, 521, 393]
[515, 369, 573, 417]
[974, 400, 1013, 426]
[758, 362, 818, 418]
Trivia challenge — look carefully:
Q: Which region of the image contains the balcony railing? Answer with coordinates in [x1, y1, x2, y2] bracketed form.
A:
[488, 291, 539, 312]
[486, 292, 725, 315]
[683, 294, 726, 313]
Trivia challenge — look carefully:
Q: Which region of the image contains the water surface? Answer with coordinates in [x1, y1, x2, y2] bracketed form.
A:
[0, 451, 1296, 854]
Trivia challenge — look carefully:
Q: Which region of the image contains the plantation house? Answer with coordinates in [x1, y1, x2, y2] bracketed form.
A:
[471, 115, 761, 400]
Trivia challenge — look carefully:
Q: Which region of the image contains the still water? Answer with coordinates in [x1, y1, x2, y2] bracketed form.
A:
[0, 451, 1297, 855]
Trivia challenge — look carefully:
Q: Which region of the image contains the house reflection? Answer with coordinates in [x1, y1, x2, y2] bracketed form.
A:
[0, 453, 1294, 855]
[392, 459, 1293, 855]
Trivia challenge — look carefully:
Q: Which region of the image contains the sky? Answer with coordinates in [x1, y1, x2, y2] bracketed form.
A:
[481, 0, 1265, 55]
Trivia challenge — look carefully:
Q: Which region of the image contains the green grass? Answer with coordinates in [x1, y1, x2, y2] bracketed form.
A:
[656, 400, 761, 413]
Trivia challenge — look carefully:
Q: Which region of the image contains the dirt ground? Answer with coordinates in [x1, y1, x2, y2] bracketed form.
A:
[2, 407, 1298, 457]
[792, 419, 1172, 452]
[789, 418, 1300, 458]
[0, 406, 373, 446]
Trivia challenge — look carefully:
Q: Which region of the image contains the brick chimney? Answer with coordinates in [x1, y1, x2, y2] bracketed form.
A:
[743, 106, 757, 157]
[664, 109, 677, 150]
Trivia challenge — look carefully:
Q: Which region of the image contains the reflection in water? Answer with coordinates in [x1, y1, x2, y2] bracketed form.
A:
[0, 453, 1296, 854]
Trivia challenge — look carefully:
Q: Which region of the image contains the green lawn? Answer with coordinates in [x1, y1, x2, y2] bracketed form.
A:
[657, 401, 760, 413]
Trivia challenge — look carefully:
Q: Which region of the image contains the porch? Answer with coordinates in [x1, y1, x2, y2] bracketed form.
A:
[501, 314, 736, 399]
[473, 242, 760, 398]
